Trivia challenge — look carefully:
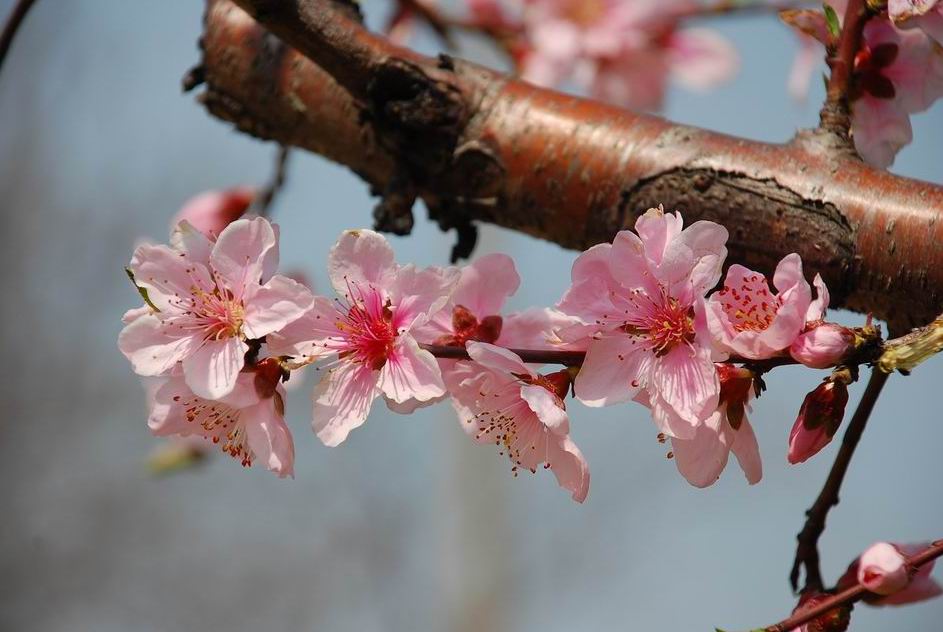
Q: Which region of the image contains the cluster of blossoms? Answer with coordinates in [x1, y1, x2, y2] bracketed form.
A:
[120, 201, 883, 502]
[389, 0, 738, 112]
[786, 0, 943, 168]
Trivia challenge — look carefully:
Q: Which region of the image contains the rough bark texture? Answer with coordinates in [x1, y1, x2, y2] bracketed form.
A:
[198, 0, 943, 330]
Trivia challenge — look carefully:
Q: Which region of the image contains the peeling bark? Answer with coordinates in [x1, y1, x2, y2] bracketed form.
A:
[198, 0, 943, 329]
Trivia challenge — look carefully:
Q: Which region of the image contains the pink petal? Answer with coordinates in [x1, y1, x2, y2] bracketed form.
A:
[574, 333, 650, 407]
[609, 229, 658, 294]
[852, 97, 913, 169]
[211, 217, 279, 295]
[377, 337, 447, 404]
[242, 391, 295, 478]
[651, 343, 719, 425]
[242, 274, 315, 339]
[547, 435, 591, 503]
[169, 187, 255, 239]
[499, 307, 582, 349]
[879, 577, 943, 605]
[452, 253, 520, 317]
[129, 243, 213, 312]
[520, 384, 569, 434]
[388, 264, 460, 331]
[670, 412, 730, 488]
[466, 341, 532, 377]
[118, 314, 194, 376]
[328, 229, 397, 296]
[806, 273, 831, 321]
[170, 220, 214, 264]
[312, 361, 380, 447]
[182, 336, 248, 400]
[558, 243, 622, 325]
[731, 417, 763, 485]
[634, 208, 682, 267]
[661, 219, 729, 300]
[668, 27, 739, 91]
[265, 295, 340, 359]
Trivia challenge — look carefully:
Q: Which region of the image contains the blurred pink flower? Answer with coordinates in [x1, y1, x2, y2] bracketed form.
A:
[890, 0, 943, 44]
[147, 360, 294, 478]
[785, 3, 943, 167]
[445, 341, 590, 502]
[706, 254, 812, 360]
[837, 541, 943, 605]
[518, 0, 738, 111]
[169, 187, 256, 240]
[119, 217, 313, 400]
[266, 229, 459, 446]
[560, 207, 728, 440]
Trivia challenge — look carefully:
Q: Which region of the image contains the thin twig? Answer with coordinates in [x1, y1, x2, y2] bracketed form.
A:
[767, 539, 943, 632]
[819, 0, 871, 136]
[789, 368, 890, 593]
[251, 145, 290, 219]
[0, 0, 38, 76]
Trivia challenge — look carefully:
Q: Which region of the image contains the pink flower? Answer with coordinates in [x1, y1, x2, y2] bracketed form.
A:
[706, 254, 813, 360]
[445, 341, 590, 502]
[644, 364, 761, 487]
[560, 207, 728, 440]
[119, 217, 314, 400]
[838, 541, 943, 605]
[890, 0, 943, 45]
[784, 4, 943, 167]
[147, 359, 294, 477]
[266, 229, 459, 446]
[169, 187, 256, 239]
[518, 0, 738, 111]
[787, 376, 850, 464]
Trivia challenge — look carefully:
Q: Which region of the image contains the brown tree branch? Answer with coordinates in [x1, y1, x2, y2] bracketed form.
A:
[789, 368, 890, 593]
[0, 0, 39, 76]
[199, 0, 943, 330]
[251, 144, 291, 218]
[766, 539, 943, 632]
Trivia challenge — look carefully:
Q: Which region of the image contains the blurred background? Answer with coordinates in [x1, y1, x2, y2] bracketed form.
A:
[1, 1, 941, 630]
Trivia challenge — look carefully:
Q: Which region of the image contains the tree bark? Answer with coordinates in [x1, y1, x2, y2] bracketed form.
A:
[197, 0, 943, 329]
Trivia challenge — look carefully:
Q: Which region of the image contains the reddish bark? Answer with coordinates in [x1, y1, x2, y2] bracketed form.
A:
[198, 0, 943, 329]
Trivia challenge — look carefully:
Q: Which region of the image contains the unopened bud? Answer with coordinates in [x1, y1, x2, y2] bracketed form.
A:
[170, 186, 256, 238]
[790, 323, 855, 369]
[788, 375, 850, 464]
[717, 364, 753, 430]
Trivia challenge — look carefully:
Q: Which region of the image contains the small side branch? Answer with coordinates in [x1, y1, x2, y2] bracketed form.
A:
[789, 368, 890, 592]
[252, 145, 291, 219]
[818, 0, 871, 138]
[767, 539, 943, 632]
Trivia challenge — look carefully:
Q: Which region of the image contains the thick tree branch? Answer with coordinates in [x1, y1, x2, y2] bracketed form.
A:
[789, 368, 890, 593]
[766, 539, 943, 632]
[199, 0, 943, 329]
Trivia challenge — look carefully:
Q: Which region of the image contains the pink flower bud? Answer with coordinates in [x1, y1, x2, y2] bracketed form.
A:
[788, 378, 849, 464]
[169, 186, 256, 239]
[857, 542, 910, 595]
[718, 364, 754, 430]
[790, 323, 855, 369]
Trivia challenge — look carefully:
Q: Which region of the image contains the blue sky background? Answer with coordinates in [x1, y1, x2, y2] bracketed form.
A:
[1, 1, 941, 630]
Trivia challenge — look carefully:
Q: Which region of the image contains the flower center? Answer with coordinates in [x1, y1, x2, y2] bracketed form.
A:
[188, 284, 245, 341]
[173, 393, 252, 467]
[618, 291, 696, 356]
[716, 273, 782, 333]
[335, 282, 397, 370]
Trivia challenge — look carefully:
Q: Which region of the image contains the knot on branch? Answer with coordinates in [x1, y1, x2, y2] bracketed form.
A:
[365, 58, 466, 178]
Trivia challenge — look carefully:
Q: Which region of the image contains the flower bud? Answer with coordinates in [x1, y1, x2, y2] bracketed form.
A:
[857, 542, 910, 595]
[170, 186, 256, 238]
[788, 377, 849, 464]
[790, 323, 855, 369]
